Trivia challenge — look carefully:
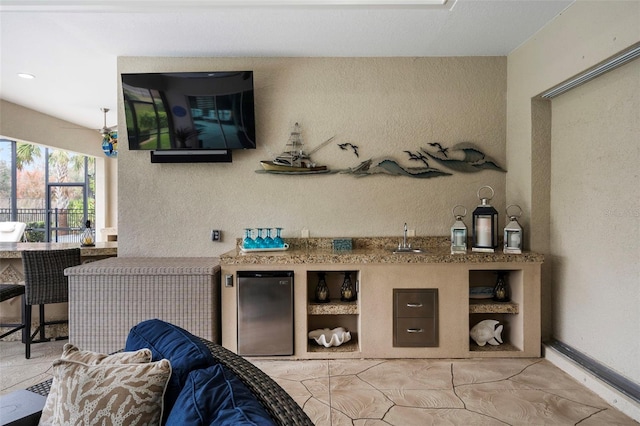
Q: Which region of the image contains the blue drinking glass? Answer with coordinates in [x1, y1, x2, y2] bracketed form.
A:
[274, 227, 284, 248]
[255, 228, 264, 248]
[243, 228, 255, 249]
[264, 228, 274, 248]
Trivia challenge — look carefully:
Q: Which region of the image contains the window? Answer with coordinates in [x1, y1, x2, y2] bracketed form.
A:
[0, 139, 95, 242]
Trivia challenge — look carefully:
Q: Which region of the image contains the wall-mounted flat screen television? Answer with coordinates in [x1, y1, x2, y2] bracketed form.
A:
[121, 71, 255, 162]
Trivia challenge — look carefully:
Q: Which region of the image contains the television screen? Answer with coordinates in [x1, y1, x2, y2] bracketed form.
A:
[121, 71, 255, 152]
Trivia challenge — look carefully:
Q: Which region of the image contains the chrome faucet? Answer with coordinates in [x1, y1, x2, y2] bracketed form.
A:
[393, 223, 424, 253]
[398, 223, 411, 250]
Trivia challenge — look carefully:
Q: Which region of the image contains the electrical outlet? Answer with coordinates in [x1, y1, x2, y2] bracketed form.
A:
[301, 228, 310, 238]
[407, 229, 416, 237]
[211, 229, 221, 241]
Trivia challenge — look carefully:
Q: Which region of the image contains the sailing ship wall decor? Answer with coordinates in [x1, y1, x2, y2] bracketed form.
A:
[257, 122, 506, 178]
[260, 122, 333, 174]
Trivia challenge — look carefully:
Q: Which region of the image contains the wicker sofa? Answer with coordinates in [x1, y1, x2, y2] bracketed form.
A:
[24, 334, 313, 425]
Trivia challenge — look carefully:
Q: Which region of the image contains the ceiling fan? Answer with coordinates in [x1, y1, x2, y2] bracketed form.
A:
[99, 107, 117, 136]
[99, 107, 118, 158]
[59, 107, 118, 157]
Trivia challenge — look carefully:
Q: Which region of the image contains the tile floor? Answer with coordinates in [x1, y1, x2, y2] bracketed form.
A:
[1, 340, 637, 425]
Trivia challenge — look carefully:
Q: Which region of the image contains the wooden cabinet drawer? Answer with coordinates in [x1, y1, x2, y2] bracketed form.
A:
[394, 289, 437, 318]
[394, 317, 438, 347]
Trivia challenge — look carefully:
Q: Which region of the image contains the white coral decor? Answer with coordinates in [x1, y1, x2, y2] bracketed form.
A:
[308, 327, 351, 347]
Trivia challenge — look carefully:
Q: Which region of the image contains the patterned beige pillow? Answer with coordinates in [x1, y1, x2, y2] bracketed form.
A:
[39, 345, 153, 425]
[60, 344, 152, 365]
[46, 359, 171, 426]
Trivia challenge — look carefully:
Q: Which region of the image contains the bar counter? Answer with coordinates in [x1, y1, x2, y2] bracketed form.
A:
[0, 242, 117, 259]
[0, 242, 118, 341]
[219, 236, 544, 359]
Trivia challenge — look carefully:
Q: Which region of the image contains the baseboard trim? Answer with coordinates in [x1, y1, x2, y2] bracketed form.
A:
[544, 339, 640, 422]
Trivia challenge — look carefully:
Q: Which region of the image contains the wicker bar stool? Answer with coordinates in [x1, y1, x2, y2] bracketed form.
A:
[0, 284, 26, 341]
[21, 248, 81, 359]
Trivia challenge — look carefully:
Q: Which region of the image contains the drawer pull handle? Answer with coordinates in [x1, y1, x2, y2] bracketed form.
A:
[406, 303, 423, 308]
[407, 328, 424, 333]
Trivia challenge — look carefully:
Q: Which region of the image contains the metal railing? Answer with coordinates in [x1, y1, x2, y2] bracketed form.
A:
[0, 208, 95, 243]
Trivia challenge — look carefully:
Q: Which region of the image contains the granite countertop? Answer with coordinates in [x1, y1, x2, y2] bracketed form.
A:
[219, 237, 544, 265]
[0, 242, 118, 259]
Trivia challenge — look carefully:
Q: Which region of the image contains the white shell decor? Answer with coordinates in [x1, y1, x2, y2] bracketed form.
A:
[470, 319, 503, 346]
[308, 327, 351, 347]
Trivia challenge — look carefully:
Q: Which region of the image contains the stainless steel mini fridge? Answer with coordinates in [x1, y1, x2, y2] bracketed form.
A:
[237, 271, 294, 356]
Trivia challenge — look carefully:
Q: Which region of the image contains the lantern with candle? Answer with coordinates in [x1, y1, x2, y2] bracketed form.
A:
[450, 205, 468, 254]
[472, 186, 498, 253]
[503, 205, 524, 254]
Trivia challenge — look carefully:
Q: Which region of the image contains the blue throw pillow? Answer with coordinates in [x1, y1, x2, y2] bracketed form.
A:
[166, 364, 275, 426]
[125, 319, 216, 415]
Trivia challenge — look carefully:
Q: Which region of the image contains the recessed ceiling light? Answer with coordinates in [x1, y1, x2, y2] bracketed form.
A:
[18, 73, 35, 79]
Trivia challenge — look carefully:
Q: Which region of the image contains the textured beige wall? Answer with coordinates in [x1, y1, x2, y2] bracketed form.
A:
[117, 57, 507, 257]
[0, 99, 118, 233]
[507, 2, 640, 249]
[550, 59, 639, 383]
[507, 1, 640, 382]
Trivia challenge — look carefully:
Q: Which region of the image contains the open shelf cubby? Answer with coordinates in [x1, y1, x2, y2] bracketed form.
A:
[468, 269, 524, 354]
[306, 270, 360, 353]
[306, 270, 359, 309]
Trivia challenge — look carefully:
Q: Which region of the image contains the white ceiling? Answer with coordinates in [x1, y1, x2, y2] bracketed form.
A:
[0, 0, 572, 131]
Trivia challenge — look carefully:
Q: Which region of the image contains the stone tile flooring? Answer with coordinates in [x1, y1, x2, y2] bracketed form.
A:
[1, 340, 637, 425]
[0, 339, 67, 395]
[250, 358, 638, 425]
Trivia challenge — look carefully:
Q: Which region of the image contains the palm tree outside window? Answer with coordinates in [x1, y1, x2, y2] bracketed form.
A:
[0, 139, 95, 242]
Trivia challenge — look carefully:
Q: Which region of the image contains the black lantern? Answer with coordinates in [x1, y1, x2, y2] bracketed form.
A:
[315, 272, 329, 303]
[80, 220, 95, 247]
[493, 271, 510, 302]
[472, 186, 498, 253]
[340, 272, 356, 302]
